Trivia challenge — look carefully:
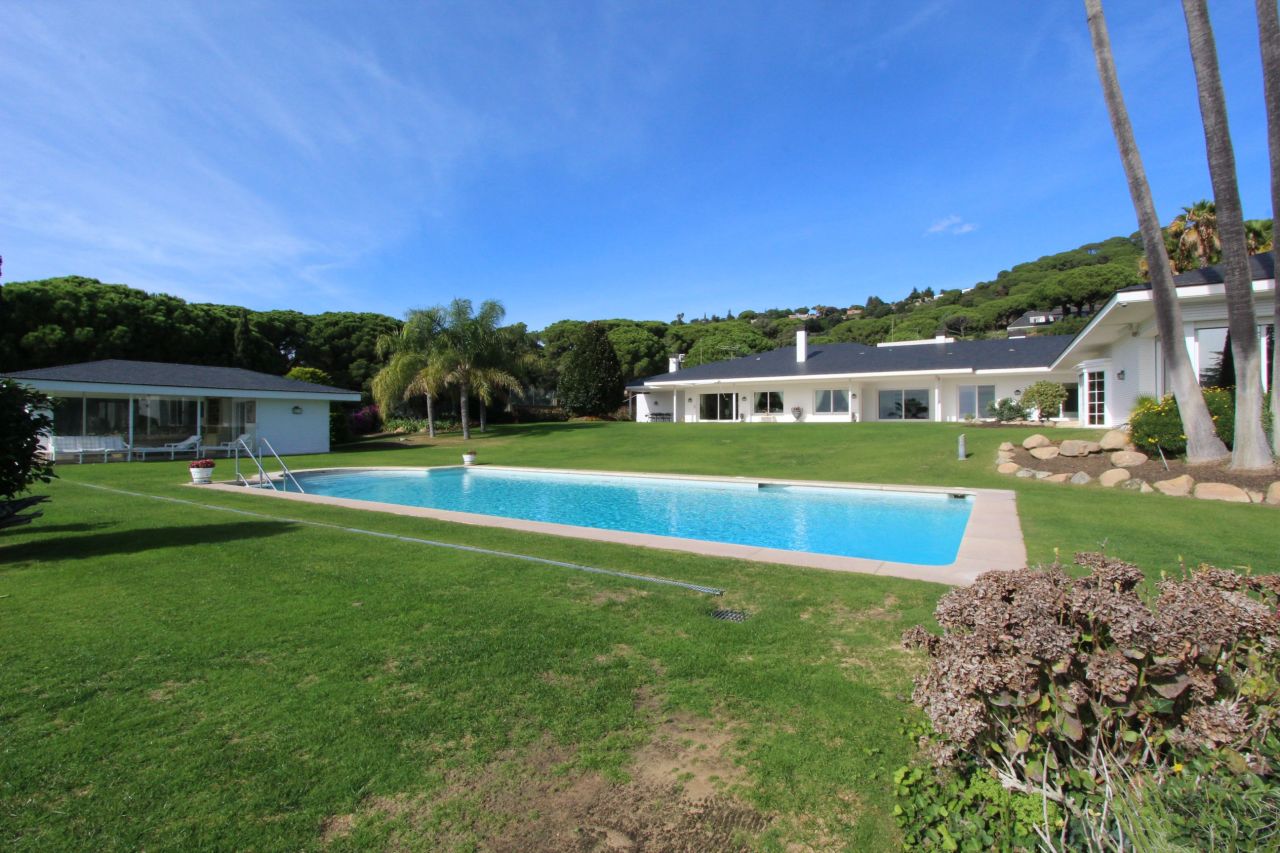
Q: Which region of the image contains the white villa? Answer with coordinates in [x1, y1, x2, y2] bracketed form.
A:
[3, 359, 361, 457]
[629, 256, 1276, 428]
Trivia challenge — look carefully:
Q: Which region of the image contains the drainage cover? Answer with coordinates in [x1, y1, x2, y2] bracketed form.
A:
[711, 609, 750, 622]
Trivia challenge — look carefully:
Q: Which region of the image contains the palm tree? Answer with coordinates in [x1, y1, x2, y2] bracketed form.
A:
[1258, 0, 1280, 457]
[431, 298, 521, 441]
[1084, 0, 1229, 464]
[1171, 200, 1220, 269]
[1181, 0, 1273, 470]
[372, 307, 444, 438]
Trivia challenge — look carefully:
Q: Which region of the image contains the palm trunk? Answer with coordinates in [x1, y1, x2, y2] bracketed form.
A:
[460, 379, 471, 441]
[479, 401, 486, 433]
[1182, 0, 1273, 470]
[1084, 0, 1229, 464]
[1258, 0, 1280, 457]
[426, 394, 436, 438]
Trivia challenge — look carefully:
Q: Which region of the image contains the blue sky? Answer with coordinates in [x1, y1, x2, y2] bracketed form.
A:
[0, 1, 1272, 330]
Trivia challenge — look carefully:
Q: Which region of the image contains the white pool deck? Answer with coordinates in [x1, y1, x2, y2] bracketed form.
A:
[200, 465, 1027, 586]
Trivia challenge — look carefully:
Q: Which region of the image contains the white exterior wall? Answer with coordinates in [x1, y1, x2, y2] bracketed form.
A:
[256, 398, 331, 455]
[1105, 336, 1148, 426]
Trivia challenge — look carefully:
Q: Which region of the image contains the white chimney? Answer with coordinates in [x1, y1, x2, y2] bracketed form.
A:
[668, 354, 684, 373]
[796, 329, 808, 363]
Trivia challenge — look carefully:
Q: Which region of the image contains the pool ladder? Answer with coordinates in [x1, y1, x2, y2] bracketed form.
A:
[233, 437, 305, 493]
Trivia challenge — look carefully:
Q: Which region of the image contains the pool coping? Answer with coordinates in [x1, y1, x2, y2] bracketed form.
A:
[199, 465, 1026, 586]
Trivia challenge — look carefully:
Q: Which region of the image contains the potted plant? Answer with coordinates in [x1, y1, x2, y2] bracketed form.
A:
[189, 458, 215, 484]
[462, 450, 477, 466]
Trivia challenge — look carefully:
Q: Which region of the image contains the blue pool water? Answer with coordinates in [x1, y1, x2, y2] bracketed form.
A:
[286, 467, 972, 566]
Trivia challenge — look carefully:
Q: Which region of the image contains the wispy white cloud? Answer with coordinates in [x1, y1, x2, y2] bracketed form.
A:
[926, 215, 978, 236]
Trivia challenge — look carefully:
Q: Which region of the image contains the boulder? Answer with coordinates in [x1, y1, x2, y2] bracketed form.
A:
[1057, 439, 1091, 457]
[1082, 441, 1103, 454]
[1033, 470, 1053, 479]
[1193, 482, 1251, 503]
[1248, 490, 1265, 504]
[1022, 434, 1052, 450]
[1046, 473, 1073, 483]
[1070, 471, 1092, 485]
[997, 462, 1022, 475]
[1119, 477, 1147, 491]
[1030, 446, 1060, 461]
[996, 451, 1015, 463]
[1099, 468, 1131, 488]
[998, 442, 1015, 452]
[1016, 468, 1037, 478]
[1140, 482, 1154, 494]
[1154, 475, 1195, 497]
[1267, 482, 1280, 506]
[1099, 429, 1130, 451]
[1109, 450, 1149, 468]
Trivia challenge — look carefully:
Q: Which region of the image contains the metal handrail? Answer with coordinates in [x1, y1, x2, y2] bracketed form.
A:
[233, 438, 274, 490]
[259, 437, 305, 494]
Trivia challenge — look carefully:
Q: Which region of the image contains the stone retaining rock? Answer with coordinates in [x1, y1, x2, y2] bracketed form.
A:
[1057, 439, 1092, 457]
[1268, 482, 1280, 506]
[1193, 482, 1251, 503]
[1099, 468, 1131, 488]
[1022, 434, 1052, 450]
[1030, 446, 1060, 461]
[1070, 471, 1092, 485]
[996, 451, 1015, 463]
[998, 442, 1015, 452]
[1046, 473, 1073, 483]
[1099, 430, 1130, 451]
[997, 462, 1021, 475]
[1109, 450, 1149, 468]
[1248, 490, 1265, 504]
[1154, 475, 1195, 497]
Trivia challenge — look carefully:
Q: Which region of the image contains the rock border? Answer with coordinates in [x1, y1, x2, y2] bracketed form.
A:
[995, 432, 1280, 507]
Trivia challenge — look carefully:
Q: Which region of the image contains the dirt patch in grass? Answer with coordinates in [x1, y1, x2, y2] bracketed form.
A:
[330, 714, 769, 851]
[590, 588, 649, 606]
[147, 680, 192, 702]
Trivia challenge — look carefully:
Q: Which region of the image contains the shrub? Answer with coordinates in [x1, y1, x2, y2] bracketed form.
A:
[987, 397, 1028, 422]
[1018, 381, 1067, 422]
[284, 366, 334, 386]
[347, 404, 380, 435]
[0, 379, 56, 530]
[902, 554, 1280, 848]
[894, 758, 1060, 851]
[1131, 389, 1274, 456]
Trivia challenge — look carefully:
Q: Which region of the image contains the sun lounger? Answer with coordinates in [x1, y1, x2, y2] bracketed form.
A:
[47, 435, 130, 463]
[131, 434, 202, 460]
[203, 433, 253, 457]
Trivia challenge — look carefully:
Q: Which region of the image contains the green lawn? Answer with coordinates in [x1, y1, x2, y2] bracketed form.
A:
[2, 422, 1275, 851]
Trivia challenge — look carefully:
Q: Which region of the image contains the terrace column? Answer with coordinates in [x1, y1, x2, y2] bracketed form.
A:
[933, 381, 943, 422]
[127, 397, 135, 460]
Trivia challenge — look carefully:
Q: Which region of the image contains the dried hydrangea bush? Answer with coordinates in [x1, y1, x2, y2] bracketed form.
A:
[902, 554, 1280, 842]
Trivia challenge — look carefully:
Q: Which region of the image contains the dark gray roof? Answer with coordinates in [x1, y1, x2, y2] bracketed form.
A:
[631, 335, 1074, 386]
[1120, 252, 1275, 291]
[3, 359, 358, 396]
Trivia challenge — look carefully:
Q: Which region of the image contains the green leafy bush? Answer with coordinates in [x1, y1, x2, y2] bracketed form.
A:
[987, 397, 1028, 422]
[1129, 388, 1234, 455]
[1018, 381, 1067, 422]
[902, 554, 1280, 849]
[894, 760, 1059, 851]
[0, 379, 56, 530]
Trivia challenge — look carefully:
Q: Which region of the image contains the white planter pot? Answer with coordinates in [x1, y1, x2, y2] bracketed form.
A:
[190, 468, 213, 484]
[462, 452, 477, 466]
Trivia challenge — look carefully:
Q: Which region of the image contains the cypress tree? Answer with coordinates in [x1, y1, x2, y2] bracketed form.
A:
[558, 322, 624, 417]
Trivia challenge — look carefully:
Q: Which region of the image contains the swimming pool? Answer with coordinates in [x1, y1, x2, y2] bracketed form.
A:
[280, 466, 973, 566]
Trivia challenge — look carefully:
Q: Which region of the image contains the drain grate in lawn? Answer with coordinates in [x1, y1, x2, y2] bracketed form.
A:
[710, 609, 750, 622]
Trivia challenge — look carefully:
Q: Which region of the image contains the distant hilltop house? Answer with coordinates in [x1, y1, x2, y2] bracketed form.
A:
[1006, 307, 1068, 334]
[628, 255, 1275, 429]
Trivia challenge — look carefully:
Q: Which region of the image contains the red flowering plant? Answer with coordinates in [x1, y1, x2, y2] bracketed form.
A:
[188, 458, 216, 469]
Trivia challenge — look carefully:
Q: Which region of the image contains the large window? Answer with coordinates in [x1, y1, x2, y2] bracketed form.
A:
[699, 393, 735, 421]
[878, 389, 930, 420]
[754, 391, 784, 414]
[957, 385, 996, 420]
[813, 389, 849, 414]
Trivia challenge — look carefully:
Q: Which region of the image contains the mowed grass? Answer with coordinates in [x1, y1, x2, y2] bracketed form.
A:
[2, 422, 1276, 851]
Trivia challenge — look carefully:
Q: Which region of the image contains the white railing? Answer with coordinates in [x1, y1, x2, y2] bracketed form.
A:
[232, 437, 304, 493]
